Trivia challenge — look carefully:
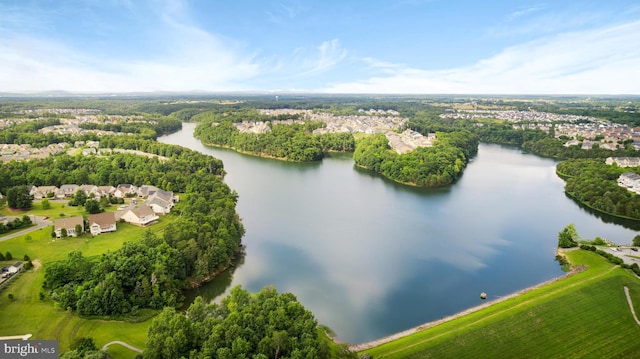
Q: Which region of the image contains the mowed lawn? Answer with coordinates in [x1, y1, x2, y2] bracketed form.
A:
[364, 250, 640, 359]
[0, 210, 177, 353]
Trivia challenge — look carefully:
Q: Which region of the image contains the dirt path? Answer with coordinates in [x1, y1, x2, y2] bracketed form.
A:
[32, 259, 42, 270]
[624, 286, 640, 326]
[101, 341, 143, 353]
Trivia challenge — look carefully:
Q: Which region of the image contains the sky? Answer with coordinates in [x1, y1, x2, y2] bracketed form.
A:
[1, 0, 639, 94]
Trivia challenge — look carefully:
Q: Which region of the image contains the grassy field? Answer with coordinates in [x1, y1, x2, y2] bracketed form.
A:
[0, 210, 176, 355]
[0, 199, 85, 219]
[363, 250, 640, 358]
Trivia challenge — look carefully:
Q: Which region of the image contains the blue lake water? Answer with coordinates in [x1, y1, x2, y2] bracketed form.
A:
[160, 123, 638, 343]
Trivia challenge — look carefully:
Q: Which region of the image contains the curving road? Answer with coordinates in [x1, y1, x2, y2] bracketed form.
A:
[0, 216, 51, 243]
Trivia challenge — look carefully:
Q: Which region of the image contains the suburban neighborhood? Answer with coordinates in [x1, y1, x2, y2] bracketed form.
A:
[38, 182, 177, 238]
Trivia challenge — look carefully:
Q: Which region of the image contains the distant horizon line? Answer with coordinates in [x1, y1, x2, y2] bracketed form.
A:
[1, 91, 640, 99]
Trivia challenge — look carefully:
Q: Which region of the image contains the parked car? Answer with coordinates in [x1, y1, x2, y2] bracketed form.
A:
[631, 247, 638, 252]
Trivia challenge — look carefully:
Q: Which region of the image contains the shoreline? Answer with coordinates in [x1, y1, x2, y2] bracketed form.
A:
[348, 257, 585, 352]
[199, 140, 322, 163]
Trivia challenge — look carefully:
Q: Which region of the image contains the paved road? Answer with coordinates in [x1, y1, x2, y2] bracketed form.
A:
[0, 216, 51, 243]
[101, 341, 143, 353]
[605, 247, 640, 266]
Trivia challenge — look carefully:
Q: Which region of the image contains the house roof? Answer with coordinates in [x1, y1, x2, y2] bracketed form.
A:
[138, 185, 159, 197]
[97, 186, 116, 194]
[37, 186, 59, 193]
[128, 205, 155, 218]
[79, 184, 97, 192]
[54, 216, 84, 230]
[149, 189, 173, 202]
[88, 212, 116, 227]
[147, 197, 170, 209]
[59, 184, 78, 192]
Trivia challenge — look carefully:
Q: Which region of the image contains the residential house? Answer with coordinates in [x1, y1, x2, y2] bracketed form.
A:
[144, 189, 176, 215]
[88, 212, 116, 235]
[618, 172, 640, 194]
[82, 148, 97, 156]
[54, 216, 85, 237]
[605, 157, 640, 167]
[58, 184, 79, 198]
[137, 185, 159, 198]
[121, 205, 158, 226]
[32, 186, 59, 200]
[78, 184, 99, 198]
[115, 184, 138, 198]
[96, 186, 116, 198]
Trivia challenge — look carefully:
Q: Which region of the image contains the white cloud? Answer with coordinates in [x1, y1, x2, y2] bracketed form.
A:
[297, 39, 348, 76]
[0, 0, 261, 93]
[324, 20, 640, 94]
[506, 3, 548, 22]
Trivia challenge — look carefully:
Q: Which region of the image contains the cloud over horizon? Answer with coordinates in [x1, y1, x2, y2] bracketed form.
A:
[0, 0, 639, 94]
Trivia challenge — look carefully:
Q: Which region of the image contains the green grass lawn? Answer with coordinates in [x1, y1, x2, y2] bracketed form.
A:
[363, 250, 640, 358]
[105, 343, 142, 359]
[0, 213, 177, 355]
[1, 200, 85, 219]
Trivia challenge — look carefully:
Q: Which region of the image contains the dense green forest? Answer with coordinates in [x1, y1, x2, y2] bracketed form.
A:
[144, 287, 357, 359]
[0, 136, 244, 315]
[556, 159, 640, 219]
[353, 131, 478, 187]
[195, 120, 326, 162]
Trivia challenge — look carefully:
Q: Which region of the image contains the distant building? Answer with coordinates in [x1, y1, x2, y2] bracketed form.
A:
[618, 172, 640, 194]
[606, 157, 640, 167]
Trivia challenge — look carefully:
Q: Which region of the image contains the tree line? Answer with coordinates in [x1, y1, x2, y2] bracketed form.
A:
[193, 112, 354, 162]
[144, 286, 357, 359]
[556, 159, 640, 220]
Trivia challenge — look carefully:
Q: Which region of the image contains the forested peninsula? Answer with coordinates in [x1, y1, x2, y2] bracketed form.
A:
[193, 109, 478, 188]
[353, 131, 478, 187]
[0, 135, 245, 315]
[556, 159, 640, 220]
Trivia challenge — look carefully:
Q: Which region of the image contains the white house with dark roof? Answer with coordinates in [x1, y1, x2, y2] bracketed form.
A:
[121, 205, 158, 226]
[88, 212, 116, 235]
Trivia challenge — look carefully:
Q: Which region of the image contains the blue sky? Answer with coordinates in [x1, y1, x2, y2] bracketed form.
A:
[1, 0, 639, 94]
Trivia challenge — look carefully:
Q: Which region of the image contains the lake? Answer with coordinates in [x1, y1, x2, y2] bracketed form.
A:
[159, 122, 638, 344]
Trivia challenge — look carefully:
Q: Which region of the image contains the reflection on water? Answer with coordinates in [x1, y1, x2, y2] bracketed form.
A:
[161, 123, 639, 343]
[181, 255, 245, 310]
